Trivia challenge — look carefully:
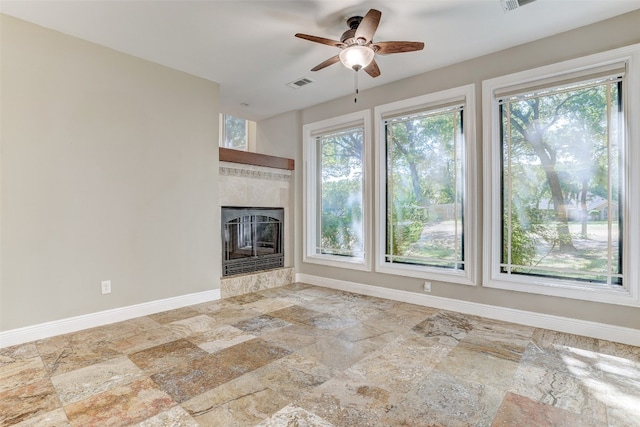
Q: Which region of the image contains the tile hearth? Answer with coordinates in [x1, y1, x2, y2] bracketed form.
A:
[1, 283, 639, 426]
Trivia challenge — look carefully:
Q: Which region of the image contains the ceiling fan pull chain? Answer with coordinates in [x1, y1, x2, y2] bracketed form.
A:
[354, 69, 359, 103]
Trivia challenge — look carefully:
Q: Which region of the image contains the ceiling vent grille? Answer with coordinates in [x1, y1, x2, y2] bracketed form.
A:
[287, 77, 315, 89]
[501, 0, 536, 12]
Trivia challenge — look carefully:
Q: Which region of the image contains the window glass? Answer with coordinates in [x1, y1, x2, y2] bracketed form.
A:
[499, 77, 623, 285]
[316, 126, 364, 258]
[221, 114, 248, 150]
[385, 106, 465, 270]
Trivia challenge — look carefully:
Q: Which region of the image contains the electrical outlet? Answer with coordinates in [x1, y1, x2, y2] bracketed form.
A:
[101, 280, 111, 295]
[423, 281, 431, 293]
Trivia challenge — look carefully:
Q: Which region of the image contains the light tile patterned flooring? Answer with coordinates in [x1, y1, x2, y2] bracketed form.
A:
[1, 283, 639, 426]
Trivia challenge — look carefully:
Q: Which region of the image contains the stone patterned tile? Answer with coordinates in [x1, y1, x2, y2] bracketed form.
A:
[150, 353, 237, 403]
[0, 378, 61, 426]
[436, 344, 521, 391]
[306, 313, 359, 331]
[598, 339, 640, 364]
[187, 324, 256, 354]
[295, 336, 379, 371]
[191, 386, 287, 426]
[110, 326, 179, 354]
[198, 305, 262, 325]
[0, 343, 47, 393]
[212, 338, 292, 375]
[383, 369, 505, 427]
[491, 392, 599, 427]
[63, 377, 175, 426]
[36, 334, 121, 377]
[232, 314, 292, 334]
[510, 354, 607, 425]
[411, 310, 477, 345]
[253, 351, 335, 399]
[148, 307, 204, 324]
[462, 318, 534, 361]
[51, 355, 143, 405]
[225, 292, 266, 305]
[242, 296, 294, 314]
[135, 406, 198, 427]
[268, 304, 324, 324]
[256, 405, 334, 427]
[531, 328, 600, 352]
[128, 339, 209, 374]
[12, 408, 70, 427]
[258, 324, 328, 353]
[93, 317, 164, 342]
[4, 284, 639, 427]
[335, 322, 397, 347]
[180, 369, 268, 418]
[345, 334, 453, 394]
[296, 370, 397, 427]
[166, 314, 219, 338]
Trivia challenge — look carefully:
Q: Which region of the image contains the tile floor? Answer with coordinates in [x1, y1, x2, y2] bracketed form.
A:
[1, 283, 639, 426]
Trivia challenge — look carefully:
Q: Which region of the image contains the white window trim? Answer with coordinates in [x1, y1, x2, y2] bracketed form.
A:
[374, 85, 477, 286]
[482, 44, 640, 307]
[302, 110, 372, 271]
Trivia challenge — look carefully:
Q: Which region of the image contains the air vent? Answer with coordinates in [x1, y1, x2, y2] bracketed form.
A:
[501, 0, 536, 12]
[287, 77, 315, 89]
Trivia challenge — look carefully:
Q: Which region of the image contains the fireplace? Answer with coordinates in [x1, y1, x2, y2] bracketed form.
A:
[221, 207, 284, 277]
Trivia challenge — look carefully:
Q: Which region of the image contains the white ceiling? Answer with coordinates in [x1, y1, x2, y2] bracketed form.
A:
[2, 0, 639, 121]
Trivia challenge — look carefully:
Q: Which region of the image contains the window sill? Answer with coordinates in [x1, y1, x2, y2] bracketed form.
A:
[483, 274, 640, 307]
[303, 254, 371, 272]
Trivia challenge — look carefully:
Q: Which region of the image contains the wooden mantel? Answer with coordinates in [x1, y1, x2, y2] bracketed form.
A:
[219, 147, 294, 170]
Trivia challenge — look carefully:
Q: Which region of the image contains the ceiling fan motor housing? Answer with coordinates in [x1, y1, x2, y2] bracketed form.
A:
[341, 16, 365, 45]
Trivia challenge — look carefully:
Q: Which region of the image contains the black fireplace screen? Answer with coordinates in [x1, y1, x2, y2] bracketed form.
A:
[222, 207, 284, 276]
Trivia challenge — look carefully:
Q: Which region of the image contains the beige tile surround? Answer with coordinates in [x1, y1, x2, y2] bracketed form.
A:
[219, 161, 294, 297]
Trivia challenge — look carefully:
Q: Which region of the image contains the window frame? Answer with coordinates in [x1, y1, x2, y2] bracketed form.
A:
[374, 85, 477, 285]
[302, 110, 372, 271]
[482, 44, 640, 306]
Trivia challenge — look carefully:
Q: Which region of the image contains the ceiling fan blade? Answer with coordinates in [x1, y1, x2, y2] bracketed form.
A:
[373, 41, 425, 54]
[311, 55, 341, 71]
[355, 9, 381, 43]
[295, 33, 344, 48]
[364, 59, 381, 78]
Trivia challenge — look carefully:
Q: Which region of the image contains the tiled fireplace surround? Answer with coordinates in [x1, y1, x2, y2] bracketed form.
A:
[218, 158, 294, 298]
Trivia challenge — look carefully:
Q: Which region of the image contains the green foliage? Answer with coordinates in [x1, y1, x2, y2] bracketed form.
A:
[223, 115, 247, 150]
[388, 193, 426, 256]
[320, 179, 362, 254]
[504, 209, 537, 266]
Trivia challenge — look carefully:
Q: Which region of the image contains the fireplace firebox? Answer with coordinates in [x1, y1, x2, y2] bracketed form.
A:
[222, 207, 284, 277]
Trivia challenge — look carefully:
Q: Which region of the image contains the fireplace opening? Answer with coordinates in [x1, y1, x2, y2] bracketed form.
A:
[222, 207, 284, 277]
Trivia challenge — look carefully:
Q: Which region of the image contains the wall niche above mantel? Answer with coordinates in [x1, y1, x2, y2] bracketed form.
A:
[219, 147, 294, 170]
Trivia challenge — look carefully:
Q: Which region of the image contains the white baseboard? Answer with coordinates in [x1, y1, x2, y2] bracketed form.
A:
[296, 273, 640, 347]
[0, 289, 220, 349]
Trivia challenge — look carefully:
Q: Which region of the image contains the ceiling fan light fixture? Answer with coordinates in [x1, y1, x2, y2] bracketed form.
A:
[339, 45, 375, 71]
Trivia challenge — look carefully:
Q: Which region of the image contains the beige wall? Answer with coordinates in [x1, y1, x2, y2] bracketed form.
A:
[0, 15, 220, 331]
[290, 10, 640, 329]
[255, 110, 301, 159]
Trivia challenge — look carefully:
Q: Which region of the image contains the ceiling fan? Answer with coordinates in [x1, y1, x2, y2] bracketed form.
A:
[295, 8, 425, 78]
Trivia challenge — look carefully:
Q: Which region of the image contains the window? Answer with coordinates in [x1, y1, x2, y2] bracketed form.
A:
[375, 85, 476, 284]
[220, 114, 249, 150]
[303, 110, 370, 270]
[483, 45, 640, 305]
